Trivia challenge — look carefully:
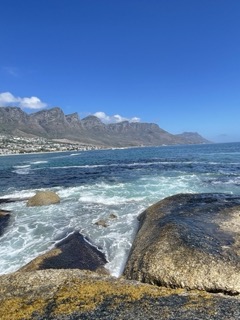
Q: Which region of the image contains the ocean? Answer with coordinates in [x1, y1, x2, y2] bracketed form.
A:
[0, 142, 240, 277]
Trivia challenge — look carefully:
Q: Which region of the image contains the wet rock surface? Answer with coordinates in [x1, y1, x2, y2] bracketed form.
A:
[124, 193, 240, 294]
[0, 269, 239, 320]
[0, 197, 29, 204]
[19, 231, 108, 274]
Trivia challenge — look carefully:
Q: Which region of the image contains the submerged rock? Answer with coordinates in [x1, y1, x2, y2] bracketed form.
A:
[20, 231, 108, 274]
[26, 191, 60, 207]
[94, 219, 109, 227]
[94, 214, 118, 227]
[109, 213, 118, 219]
[124, 193, 240, 294]
[0, 269, 239, 320]
[0, 210, 11, 236]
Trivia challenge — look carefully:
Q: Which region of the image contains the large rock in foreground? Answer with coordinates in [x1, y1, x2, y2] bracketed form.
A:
[124, 193, 240, 294]
[0, 269, 239, 320]
[27, 191, 60, 207]
[20, 231, 108, 274]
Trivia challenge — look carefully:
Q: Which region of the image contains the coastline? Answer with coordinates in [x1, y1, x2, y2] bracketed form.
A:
[0, 134, 107, 157]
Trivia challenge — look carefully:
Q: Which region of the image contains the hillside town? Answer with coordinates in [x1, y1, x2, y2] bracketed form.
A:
[0, 135, 102, 155]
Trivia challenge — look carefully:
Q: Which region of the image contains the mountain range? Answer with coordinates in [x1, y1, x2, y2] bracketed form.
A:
[0, 107, 210, 147]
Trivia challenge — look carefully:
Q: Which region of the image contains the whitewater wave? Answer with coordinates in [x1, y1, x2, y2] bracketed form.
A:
[1, 143, 240, 277]
[12, 165, 31, 175]
[29, 161, 49, 165]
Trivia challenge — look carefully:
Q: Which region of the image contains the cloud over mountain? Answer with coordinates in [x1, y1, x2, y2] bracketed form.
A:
[94, 111, 140, 124]
[0, 92, 47, 110]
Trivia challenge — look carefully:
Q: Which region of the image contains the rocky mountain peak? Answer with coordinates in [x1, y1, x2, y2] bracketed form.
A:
[81, 115, 107, 130]
[0, 106, 29, 134]
[0, 106, 28, 121]
[30, 107, 65, 122]
[66, 113, 80, 123]
[176, 132, 210, 144]
[0, 106, 210, 146]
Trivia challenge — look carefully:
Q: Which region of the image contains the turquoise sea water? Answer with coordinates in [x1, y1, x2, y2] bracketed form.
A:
[0, 142, 240, 276]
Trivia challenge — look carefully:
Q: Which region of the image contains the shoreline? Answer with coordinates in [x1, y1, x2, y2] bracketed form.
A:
[0, 146, 108, 157]
[0, 145, 150, 157]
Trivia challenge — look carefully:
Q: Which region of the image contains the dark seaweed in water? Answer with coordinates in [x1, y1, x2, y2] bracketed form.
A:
[0, 210, 11, 236]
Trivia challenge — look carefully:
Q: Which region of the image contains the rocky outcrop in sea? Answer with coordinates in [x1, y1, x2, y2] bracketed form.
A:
[124, 193, 240, 295]
[26, 190, 60, 207]
[0, 193, 239, 319]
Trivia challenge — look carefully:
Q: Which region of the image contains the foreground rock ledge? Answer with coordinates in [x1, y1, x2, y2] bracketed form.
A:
[124, 193, 240, 294]
[0, 269, 239, 320]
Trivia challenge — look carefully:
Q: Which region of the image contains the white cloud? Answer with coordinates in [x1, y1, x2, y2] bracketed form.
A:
[131, 117, 141, 122]
[0, 92, 47, 110]
[19, 96, 47, 109]
[94, 112, 111, 123]
[0, 92, 18, 104]
[94, 111, 140, 124]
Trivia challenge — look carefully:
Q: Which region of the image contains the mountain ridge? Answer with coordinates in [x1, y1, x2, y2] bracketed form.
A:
[0, 106, 210, 147]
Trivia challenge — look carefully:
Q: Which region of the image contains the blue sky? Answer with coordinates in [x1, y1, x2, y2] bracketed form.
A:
[0, 0, 240, 142]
